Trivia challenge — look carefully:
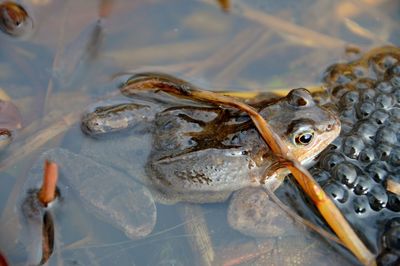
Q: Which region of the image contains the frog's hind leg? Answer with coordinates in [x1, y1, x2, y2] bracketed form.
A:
[121, 72, 288, 153]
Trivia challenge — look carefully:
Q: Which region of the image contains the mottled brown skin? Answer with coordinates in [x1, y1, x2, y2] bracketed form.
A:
[145, 88, 340, 203]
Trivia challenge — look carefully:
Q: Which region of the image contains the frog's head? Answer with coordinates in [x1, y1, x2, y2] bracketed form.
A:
[260, 88, 341, 166]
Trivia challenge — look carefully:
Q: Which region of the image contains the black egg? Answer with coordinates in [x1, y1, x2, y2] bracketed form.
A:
[342, 135, 365, 159]
[367, 185, 388, 211]
[387, 218, 400, 229]
[375, 142, 392, 161]
[375, 93, 394, 109]
[354, 175, 372, 195]
[393, 88, 400, 103]
[323, 181, 349, 204]
[339, 108, 357, 125]
[371, 110, 390, 125]
[389, 149, 400, 167]
[310, 168, 331, 184]
[353, 195, 369, 214]
[361, 88, 377, 101]
[355, 120, 378, 143]
[390, 108, 400, 123]
[358, 146, 376, 164]
[377, 252, 400, 266]
[383, 227, 400, 253]
[339, 90, 359, 108]
[367, 161, 389, 183]
[355, 78, 375, 90]
[333, 162, 358, 187]
[320, 151, 346, 171]
[387, 193, 400, 212]
[371, 55, 398, 75]
[356, 101, 375, 119]
[353, 66, 367, 78]
[331, 85, 351, 100]
[376, 82, 394, 94]
[376, 127, 397, 145]
[390, 77, 400, 88]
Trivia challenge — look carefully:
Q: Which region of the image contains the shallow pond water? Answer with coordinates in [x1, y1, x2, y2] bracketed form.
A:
[0, 0, 399, 265]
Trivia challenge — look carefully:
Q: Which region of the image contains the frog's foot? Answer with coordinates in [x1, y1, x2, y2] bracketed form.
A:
[81, 101, 156, 137]
[227, 187, 300, 238]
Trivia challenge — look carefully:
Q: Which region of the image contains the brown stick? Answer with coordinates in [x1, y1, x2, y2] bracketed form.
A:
[37, 160, 58, 206]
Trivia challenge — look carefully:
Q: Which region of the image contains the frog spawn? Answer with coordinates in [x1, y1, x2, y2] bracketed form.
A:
[308, 47, 400, 263]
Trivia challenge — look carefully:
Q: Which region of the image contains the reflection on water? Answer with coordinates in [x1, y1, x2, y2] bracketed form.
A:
[0, 0, 399, 265]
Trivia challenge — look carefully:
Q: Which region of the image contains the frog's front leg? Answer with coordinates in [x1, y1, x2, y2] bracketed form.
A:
[81, 101, 159, 136]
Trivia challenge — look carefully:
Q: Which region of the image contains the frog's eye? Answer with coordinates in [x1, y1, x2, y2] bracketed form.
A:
[287, 88, 315, 107]
[294, 131, 314, 146]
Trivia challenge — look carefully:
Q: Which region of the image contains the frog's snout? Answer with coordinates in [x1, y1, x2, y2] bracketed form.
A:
[326, 109, 341, 136]
[81, 113, 104, 136]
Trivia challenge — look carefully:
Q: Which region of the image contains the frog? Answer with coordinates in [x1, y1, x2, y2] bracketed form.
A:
[80, 73, 341, 206]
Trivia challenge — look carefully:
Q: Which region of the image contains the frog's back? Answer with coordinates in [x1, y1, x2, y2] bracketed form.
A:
[146, 106, 271, 203]
[145, 88, 340, 203]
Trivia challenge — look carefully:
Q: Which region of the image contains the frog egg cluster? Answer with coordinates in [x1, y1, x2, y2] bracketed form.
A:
[309, 47, 400, 261]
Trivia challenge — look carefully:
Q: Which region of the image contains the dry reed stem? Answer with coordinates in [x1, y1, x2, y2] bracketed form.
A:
[202, 0, 347, 49]
[37, 160, 58, 206]
[386, 178, 400, 196]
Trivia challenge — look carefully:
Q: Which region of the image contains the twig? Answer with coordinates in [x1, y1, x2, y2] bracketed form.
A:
[37, 160, 58, 206]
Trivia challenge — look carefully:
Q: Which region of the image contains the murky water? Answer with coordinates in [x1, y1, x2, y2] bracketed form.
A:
[0, 0, 399, 265]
